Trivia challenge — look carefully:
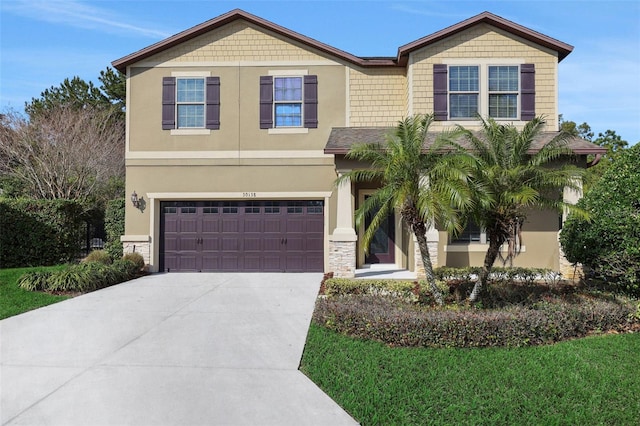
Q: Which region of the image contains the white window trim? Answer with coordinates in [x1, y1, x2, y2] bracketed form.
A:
[272, 75, 305, 129]
[445, 58, 525, 122]
[170, 71, 211, 131]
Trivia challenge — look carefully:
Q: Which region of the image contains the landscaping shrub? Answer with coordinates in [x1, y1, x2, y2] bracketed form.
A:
[104, 198, 125, 260]
[313, 294, 637, 348]
[0, 199, 84, 268]
[561, 144, 640, 296]
[83, 249, 112, 265]
[122, 252, 145, 271]
[17, 271, 53, 291]
[18, 259, 141, 293]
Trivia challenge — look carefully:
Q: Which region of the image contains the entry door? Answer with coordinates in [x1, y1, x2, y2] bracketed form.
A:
[364, 200, 395, 264]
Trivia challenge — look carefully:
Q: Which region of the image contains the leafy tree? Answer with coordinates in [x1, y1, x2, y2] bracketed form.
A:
[338, 114, 477, 305]
[560, 144, 640, 295]
[583, 129, 629, 190]
[559, 115, 593, 141]
[458, 117, 584, 302]
[25, 67, 125, 118]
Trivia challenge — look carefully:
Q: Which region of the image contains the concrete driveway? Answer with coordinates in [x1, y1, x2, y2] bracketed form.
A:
[1, 273, 358, 425]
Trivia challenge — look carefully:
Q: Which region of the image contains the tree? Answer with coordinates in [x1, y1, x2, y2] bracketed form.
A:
[0, 106, 124, 206]
[458, 117, 584, 302]
[338, 114, 477, 305]
[25, 67, 125, 118]
[560, 144, 640, 296]
[583, 129, 629, 190]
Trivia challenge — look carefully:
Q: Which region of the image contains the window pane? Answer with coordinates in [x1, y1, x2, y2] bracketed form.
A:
[275, 103, 302, 127]
[489, 94, 518, 118]
[450, 94, 478, 118]
[274, 77, 302, 101]
[177, 104, 204, 128]
[177, 78, 204, 102]
[454, 220, 481, 243]
[488, 66, 519, 92]
[449, 66, 478, 92]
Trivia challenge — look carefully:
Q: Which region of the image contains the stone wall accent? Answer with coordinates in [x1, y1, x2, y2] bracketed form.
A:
[413, 236, 438, 280]
[559, 235, 583, 282]
[329, 240, 356, 278]
[120, 235, 151, 266]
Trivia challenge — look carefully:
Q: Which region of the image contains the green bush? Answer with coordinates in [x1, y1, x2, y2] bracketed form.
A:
[313, 294, 637, 348]
[122, 252, 145, 271]
[561, 144, 640, 295]
[18, 259, 141, 293]
[83, 250, 112, 265]
[17, 271, 53, 291]
[104, 198, 125, 260]
[0, 199, 84, 268]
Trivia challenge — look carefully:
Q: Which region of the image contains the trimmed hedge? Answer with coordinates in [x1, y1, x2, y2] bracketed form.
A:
[313, 294, 637, 348]
[0, 199, 84, 268]
[104, 198, 125, 260]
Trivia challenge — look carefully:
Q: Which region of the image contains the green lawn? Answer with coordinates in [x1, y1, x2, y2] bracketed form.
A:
[301, 323, 640, 425]
[0, 266, 69, 320]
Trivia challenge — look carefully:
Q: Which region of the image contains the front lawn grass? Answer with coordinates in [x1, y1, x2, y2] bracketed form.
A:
[0, 266, 69, 320]
[301, 324, 640, 425]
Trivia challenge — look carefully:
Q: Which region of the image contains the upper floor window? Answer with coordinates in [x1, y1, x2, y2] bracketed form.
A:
[488, 66, 519, 119]
[274, 77, 303, 127]
[434, 63, 535, 122]
[260, 75, 318, 130]
[449, 66, 479, 119]
[176, 78, 205, 128]
[162, 76, 220, 131]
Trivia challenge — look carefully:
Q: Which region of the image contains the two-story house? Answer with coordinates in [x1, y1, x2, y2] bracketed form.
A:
[112, 9, 604, 277]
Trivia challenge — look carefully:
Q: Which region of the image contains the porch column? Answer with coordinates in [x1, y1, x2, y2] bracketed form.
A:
[329, 170, 357, 278]
[559, 176, 583, 280]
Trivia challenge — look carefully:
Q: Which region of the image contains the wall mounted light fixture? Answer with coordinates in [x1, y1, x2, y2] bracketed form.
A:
[131, 191, 140, 208]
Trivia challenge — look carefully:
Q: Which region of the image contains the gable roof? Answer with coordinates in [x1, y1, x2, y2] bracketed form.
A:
[112, 9, 573, 72]
[396, 11, 573, 65]
[325, 127, 606, 156]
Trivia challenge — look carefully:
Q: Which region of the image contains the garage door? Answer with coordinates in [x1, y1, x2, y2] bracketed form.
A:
[160, 201, 324, 272]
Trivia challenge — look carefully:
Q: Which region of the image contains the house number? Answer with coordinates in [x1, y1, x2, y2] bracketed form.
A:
[243, 192, 257, 198]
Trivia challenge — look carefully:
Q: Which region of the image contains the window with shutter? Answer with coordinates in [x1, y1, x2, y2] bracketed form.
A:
[161, 76, 220, 130]
[259, 74, 318, 129]
[433, 63, 535, 121]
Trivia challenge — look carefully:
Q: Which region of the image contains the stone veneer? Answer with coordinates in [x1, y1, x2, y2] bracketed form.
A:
[329, 240, 357, 278]
[558, 235, 583, 281]
[120, 236, 151, 266]
[414, 240, 438, 280]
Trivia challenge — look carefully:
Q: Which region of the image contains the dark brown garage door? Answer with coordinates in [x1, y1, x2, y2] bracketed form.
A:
[160, 201, 324, 272]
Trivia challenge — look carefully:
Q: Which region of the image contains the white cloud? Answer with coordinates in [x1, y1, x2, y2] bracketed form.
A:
[1, 0, 172, 39]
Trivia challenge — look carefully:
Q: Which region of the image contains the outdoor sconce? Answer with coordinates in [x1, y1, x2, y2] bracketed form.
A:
[131, 191, 140, 208]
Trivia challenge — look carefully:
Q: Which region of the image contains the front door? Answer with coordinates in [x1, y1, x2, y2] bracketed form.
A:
[364, 202, 395, 264]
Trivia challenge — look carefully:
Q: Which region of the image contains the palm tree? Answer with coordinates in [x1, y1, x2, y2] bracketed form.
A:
[457, 117, 585, 302]
[338, 114, 476, 306]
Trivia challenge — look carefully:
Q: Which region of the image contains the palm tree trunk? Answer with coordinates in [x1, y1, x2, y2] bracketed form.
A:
[469, 238, 500, 302]
[414, 230, 444, 306]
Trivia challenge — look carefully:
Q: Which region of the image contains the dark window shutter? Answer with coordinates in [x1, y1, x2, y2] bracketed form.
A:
[520, 64, 535, 121]
[205, 77, 220, 130]
[433, 64, 448, 121]
[259, 76, 273, 129]
[303, 75, 318, 128]
[162, 77, 176, 130]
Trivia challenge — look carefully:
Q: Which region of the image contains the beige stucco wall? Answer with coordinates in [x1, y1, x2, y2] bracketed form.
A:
[410, 23, 558, 131]
[438, 208, 561, 270]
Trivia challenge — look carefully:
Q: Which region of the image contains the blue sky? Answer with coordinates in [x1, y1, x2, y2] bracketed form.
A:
[1, 0, 639, 143]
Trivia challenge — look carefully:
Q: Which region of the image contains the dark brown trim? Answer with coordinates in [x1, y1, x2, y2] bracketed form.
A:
[112, 9, 573, 73]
